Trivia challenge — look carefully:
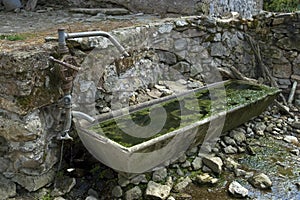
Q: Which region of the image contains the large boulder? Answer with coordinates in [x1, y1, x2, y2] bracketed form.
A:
[3, 0, 22, 11]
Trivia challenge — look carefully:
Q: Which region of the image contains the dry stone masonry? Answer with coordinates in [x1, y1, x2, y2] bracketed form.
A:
[71, 0, 263, 18]
[0, 9, 299, 198]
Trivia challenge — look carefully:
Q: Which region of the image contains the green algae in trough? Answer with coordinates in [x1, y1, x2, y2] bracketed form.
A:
[89, 80, 279, 147]
[76, 80, 279, 173]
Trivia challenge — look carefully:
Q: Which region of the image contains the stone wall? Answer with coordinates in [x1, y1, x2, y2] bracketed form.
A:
[70, 12, 300, 114]
[0, 11, 299, 196]
[250, 13, 300, 100]
[0, 49, 62, 196]
[41, 0, 263, 18]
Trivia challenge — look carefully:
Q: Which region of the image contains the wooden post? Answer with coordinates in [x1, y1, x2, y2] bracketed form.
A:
[288, 81, 298, 105]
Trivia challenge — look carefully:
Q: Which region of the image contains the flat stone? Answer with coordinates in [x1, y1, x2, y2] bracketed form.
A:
[255, 122, 267, 132]
[228, 181, 248, 198]
[295, 100, 300, 107]
[152, 168, 168, 182]
[202, 165, 212, 173]
[69, 8, 130, 16]
[181, 160, 191, 168]
[112, 186, 123, 198]
[291, 121, 300, 129]
[173, 177, 192, 192]
[118, 174, 130, 187]
[223, 136, 237, 146]
[291, 74, 300, 81]
[210, 42, 229, 57]
[272, 17, 285, 25]
[178, 154, 187, 163]
[202, 156, 223, 174]
[160, 88, 174, 96]
[173, 193, 192, 200]
[0, 157, 9, 173]
[192, 157, 203, 170]
[224, 157, 240, 170]
[147, 88, 163, 99]
[88, 188, 98, 198]
[186, 146, 198, 156]
[278, 78, 291, 85]
[172, 61, 191, 73]
[53, 197, 66, 200]
[157, 50, 177, 65]
[2, 0, 21, 11]
[130, 174, 148, 185]
[162, 81, 187, 93]
[51, 177, 76, 197]
[12, 169, 55, 192]
[101, 106, 111, 113]
[234, 169, 247, 177]
[290, 149, 300, 156]
[213, 33, 222, 41]
[154, 84, 167, 90]
[176, 168, 185, 176]
[283, 135, 299, 144]
[175, 20, 189, 27]
[224, 145, 238, 154]
[248, 173, 272, 189]
[0, 111, 42, 142]
[0, 174, 16, 199]
[85, 196, 98, 200]
[190, 63, 204, 77]
[146, 181, 171, 200]
[273, 63, 292, 78]
[174, 38, 188, 51]
[196, 173, 218, 184]
[167, 196, 176, 200]
[125, 186, 142, 200]
[293, 54, 300, 75]
[158, 23, 174, 34]
[187, 81, 203, 89]
[295, 182, 300, 189]
[266, 123, 275, 132]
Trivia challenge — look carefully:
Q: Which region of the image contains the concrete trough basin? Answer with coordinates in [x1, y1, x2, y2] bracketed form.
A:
[74, 80, 280, 173]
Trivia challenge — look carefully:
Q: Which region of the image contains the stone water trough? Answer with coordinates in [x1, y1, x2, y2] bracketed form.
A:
[73, 80, 279, 173]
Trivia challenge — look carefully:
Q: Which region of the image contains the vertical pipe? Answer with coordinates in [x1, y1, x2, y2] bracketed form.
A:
[58, 28, 69, 54]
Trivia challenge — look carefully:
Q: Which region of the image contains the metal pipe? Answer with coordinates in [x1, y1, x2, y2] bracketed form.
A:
[58, 28, 69, 54]
[72, 111, 96, 123]
[58, 29, 129, 57]
[58, 94, 73, 140]
[49, 56, 81, 71]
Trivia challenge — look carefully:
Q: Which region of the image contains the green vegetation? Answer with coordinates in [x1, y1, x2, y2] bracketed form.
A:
[40, 193, 53, 200]
[0, 34, 26, 41]
[264, 0, 300, 12]
[90, 80, 279, 147]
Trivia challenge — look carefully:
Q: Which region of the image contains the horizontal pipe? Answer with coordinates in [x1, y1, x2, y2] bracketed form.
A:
[49, 56, 81, 71]
[72, 111, 96, 123]
[65, 31, 129, 57]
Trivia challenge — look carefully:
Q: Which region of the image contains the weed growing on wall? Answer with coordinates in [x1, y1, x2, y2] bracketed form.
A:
[264, 0, 300, 12]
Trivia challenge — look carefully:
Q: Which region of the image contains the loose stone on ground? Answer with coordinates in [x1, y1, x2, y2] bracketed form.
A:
[228, 181, 248, 198]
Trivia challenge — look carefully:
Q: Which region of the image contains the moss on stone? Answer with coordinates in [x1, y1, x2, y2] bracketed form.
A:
[16, 83, 60, 114]
[89, 81, 279, 147]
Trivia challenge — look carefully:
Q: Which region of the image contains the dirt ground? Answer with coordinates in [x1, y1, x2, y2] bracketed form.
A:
[0, 7, 160, 51]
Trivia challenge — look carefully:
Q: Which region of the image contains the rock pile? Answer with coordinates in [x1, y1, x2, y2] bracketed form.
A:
[43, 103, 298, 200]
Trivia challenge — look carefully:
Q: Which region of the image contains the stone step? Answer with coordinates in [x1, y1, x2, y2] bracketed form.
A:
[69, 8, 130, 16]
